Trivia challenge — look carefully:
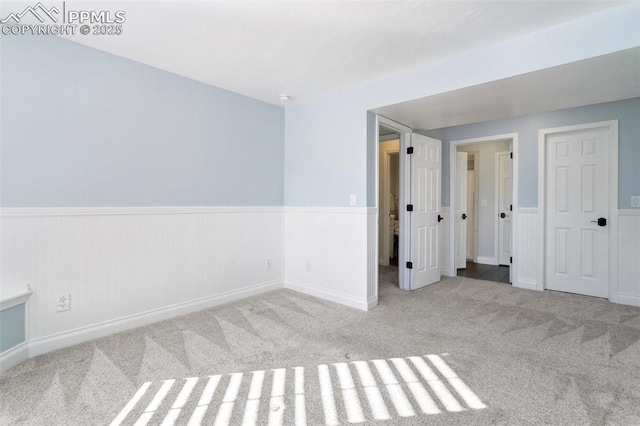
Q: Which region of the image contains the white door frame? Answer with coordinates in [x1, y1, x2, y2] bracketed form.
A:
[377, 115, 413, 290]
[449, 133, 519, 283]
[537, 120, 618, 300]
[495, 150, 512, 267]
[454, 151, 468, 269]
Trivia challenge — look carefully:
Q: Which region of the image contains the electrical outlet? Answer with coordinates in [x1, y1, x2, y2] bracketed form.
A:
[631, 195, 640, 208]
[306, 261, 312, 272]
[56, 294, 70, 312]
[267, 259, 273, 270]
[349, 194, 357, 206]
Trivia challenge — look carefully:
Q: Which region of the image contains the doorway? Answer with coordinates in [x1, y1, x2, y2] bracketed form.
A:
[377, 116, 443, 294]
[378, 127, 400, 268]
[450, 134, 518, 285]
[538, 120, 618, 299]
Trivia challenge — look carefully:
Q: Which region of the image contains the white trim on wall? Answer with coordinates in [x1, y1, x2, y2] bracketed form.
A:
[29, 280, 282, 357]
[0, 342, 29, 374]
[284, 207, 370, 311]
[1, 206, 285, 360]
[0, 206, 283, 217]
[617, 209, 640, 307]
[537, 120, 619, 301]
[515, 208, 540, 291]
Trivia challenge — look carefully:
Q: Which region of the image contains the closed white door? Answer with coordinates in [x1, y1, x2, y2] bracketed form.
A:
[497, 152, 511, 266]
[409, 134, 442, 290]
[455, 152, 468, 269]
[545, 126, 610, 298]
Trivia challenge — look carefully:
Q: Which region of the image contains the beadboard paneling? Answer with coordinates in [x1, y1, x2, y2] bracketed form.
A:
[0, 207, 284, 353]
[367, 209, 378, 309]
[284, 208, 370, 310]
[617, 210, 640, 306]
[515, 208, 540, 291]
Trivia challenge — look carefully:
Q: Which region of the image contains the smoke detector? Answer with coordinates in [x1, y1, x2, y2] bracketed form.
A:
[279, 94, 292, 102]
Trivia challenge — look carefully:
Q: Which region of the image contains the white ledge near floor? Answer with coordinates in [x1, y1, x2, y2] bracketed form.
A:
[0, 283, 32, 374]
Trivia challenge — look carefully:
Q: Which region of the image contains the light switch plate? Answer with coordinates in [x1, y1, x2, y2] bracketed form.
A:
[480, 199, 487, 207]
[632, 195, 640, 208]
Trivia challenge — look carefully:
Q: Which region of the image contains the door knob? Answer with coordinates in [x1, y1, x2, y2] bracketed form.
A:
[500, 212, 507, 218]
[461, 213, 467, 220]
[438, 215, 444, 222]
[590, 217, 607, 227]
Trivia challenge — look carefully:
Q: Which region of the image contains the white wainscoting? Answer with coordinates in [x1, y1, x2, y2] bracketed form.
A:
[513, 208, 639, 306]
[284, 207, 371, 311]
[0, 207, 284, 357]
[617, 210, 640, 307]
[515, 208, 540, 291]
[367, 209, 378, 310]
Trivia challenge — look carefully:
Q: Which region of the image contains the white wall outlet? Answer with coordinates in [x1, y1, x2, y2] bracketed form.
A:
[631, 195, 640, 208]
[480, 199, 487, 207]
[349, 194, 357, 206]
[267, 259, 273, 270]
[306, 261, 312, 272]
[56, 294, 70, 312]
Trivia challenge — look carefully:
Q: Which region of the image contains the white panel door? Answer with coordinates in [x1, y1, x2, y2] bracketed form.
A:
[497, 152, 512, 266]
[410, 134, 442, 290]
[545, 127, 609, 297]
[455, 152, 468, 269]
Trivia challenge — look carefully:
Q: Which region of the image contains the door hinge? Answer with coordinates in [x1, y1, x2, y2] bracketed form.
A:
[510, 204, 512, 211]
[510, 152, 513, 159]
[406, 261, 413, 269]
[510, 256, 513, 264]
[407, 147, 414, 154]
[407, 204, 414, 211]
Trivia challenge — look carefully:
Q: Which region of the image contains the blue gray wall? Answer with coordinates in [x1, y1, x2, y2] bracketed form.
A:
[0, 304, 25, 353]
[425, 98, 640, 208]
[1, 36, 284, 207]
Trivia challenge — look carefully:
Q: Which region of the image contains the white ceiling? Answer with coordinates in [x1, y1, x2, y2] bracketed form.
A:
[37, 0, 629, 106]
[376, 47, 640, 130]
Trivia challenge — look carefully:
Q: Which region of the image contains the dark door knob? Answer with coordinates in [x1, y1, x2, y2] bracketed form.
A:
[461, 213, 467, 220]
[438, 215, 444, 222]
[590, 217, 607, 226]
[500, 212, 506, 218]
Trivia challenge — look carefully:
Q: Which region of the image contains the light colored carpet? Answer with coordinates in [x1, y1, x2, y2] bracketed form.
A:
[2, 267, 640, 425]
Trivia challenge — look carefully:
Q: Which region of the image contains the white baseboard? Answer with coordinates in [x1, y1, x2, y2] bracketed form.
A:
[515, 279, 539, 291]
[28, 280, 283, 357]
[0, 342, 29, 374]
[285, 280, 368, 311]
[476, 256, 498, 266]
[616, 292, 640, 308]
[367, 296, 378, 310]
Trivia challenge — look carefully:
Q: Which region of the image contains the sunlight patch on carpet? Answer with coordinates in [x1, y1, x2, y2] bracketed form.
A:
[110, 354, 486, 425]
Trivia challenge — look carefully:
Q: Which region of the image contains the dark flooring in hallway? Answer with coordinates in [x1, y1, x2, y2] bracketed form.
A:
[457, 261, 510, 284]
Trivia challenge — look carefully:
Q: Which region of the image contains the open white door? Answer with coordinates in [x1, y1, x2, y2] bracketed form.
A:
[409, 133, 442, 290]
[497, 151, 512, 267]
[455, 151, 468, 269]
